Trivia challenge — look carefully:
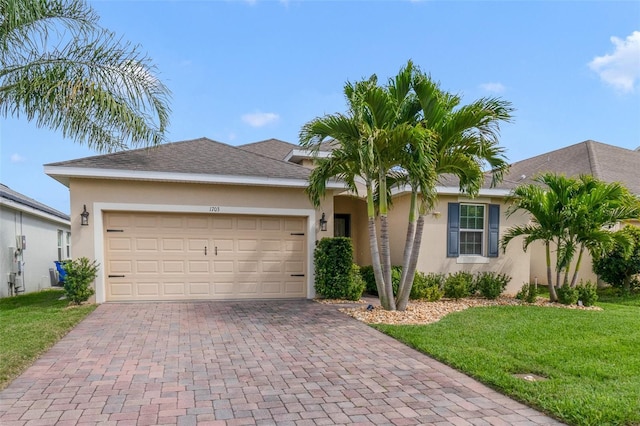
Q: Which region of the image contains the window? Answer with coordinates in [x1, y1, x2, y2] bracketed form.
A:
[57, 230, 64, 261]
[65, 232, 71, 258]
[460, 204, 484, 255]
[334, 214, 351, 238]
[447, 203, 499, 258]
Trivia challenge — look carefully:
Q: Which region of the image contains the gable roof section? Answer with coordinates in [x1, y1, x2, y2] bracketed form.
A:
[0, 183, 70, 223]
[45, 137, 321, 188]
[239, 138, 299, 161]
[501, 140, 640, 194]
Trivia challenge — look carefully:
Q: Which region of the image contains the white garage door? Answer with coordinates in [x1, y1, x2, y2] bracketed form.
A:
[104, 212, 307, 301]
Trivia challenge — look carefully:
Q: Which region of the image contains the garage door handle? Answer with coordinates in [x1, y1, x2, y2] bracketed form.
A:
[108, 275, 125, 278]
[290, 274, 305, 277]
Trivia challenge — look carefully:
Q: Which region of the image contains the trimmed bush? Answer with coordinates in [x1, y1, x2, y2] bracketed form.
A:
[444, 271, 473, 299]
[576, 280, 598, 307]
[314, 237, 364, 300]
[63, 257, 98, 304]
[557, 284, 579, 305]
[516, 282, 538, 303]
[410, 272, 444, 301]
[474, 272, 511, 300]
[359, 265, 401, 296]
[359, 265, 377, 295]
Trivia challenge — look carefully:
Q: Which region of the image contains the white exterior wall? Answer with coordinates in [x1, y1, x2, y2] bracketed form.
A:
[0, 202, 70, 298]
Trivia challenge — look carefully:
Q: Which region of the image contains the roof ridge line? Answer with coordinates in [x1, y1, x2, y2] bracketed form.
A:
[584, 141, 602, 179]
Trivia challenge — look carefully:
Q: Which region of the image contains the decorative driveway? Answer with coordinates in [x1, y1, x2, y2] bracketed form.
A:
[0, 300, 563, 425]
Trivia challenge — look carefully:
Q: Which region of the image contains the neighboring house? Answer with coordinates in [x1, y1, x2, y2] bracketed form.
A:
[498, 140, 640, 286]
[0, 184, 71, 298]
[43, 137, 635, 303]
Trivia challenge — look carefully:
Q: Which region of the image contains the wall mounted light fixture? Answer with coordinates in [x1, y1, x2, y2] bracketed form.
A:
[80, 204, 90, 226]
[319, 213, 327, 231]
[431, 211, 442, 219]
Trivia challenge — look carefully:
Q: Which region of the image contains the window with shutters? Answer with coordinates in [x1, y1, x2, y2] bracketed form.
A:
[460, 204, 485, 255]
[447, 202, 500, 259]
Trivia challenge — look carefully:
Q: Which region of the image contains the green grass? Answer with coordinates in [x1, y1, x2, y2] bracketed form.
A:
[374, 294, 640, 426]
[0, 289, 96, 390]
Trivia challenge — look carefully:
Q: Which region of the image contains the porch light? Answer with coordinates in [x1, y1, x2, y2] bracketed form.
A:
[80, 204, 90, 226]
[319, 213, 327, 232]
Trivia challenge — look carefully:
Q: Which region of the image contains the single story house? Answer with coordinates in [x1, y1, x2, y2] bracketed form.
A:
[43, 138, 636, 303]
[0, 184, 71, 298]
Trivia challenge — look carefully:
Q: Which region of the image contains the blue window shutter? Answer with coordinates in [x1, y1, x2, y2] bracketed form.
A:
[488, 204, 500, 258]
[447, 203, 460, 257]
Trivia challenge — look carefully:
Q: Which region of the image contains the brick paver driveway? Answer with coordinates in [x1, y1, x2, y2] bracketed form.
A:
[0, 300, 563, 425]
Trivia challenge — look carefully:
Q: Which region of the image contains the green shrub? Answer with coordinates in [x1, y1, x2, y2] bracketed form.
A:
[576, 280, 598, 307]
[474, 272, 511, 300]
[444, 271, 473, 299]
[359, 265, 377, 295]
[63, 257, 99, 304]
[516, 282, 538, 303]
[557, 284, 579, 305]
[314, 237, 363, 300]
[410, 272, 445, 301]
[359, 265, 401, 296]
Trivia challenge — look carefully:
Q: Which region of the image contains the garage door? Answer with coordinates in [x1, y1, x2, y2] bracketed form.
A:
[104, 212, 307, 301]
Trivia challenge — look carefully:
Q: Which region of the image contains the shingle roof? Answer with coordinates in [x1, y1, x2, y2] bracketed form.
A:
[500, 140, 640, 194]
[0, 184, 70, 221]
[239, 138, 298, 161]
[46, 137, 311, 181]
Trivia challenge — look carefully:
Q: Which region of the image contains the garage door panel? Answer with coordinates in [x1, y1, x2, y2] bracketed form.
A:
[105, 212, 306, 301]
[188, 261, 210, 273]
[188, 282, 210, 295]
[213, 260, 234, 272]
[162, 238, 184, 251]
[237, 239, 258, 252]
[108, 238, 131, 252]
[136, 260, 159, 273]
[162, 261, 185, 273]
[137, 282, 160, 296]
[136, 238, 158, 251]
[109, 260, 132, 273]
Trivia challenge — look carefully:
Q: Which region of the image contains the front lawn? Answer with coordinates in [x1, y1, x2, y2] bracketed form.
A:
[0, 289, 96, 390]
[374, 295, 640, 426]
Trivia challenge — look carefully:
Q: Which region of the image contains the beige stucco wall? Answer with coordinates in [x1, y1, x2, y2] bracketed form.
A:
[385, 193, 531, 295]
[334, 195, 369, 264]
[69, 178, 333, 302]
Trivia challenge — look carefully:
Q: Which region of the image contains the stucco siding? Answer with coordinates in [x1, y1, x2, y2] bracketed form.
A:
[386, 194, 530, 295]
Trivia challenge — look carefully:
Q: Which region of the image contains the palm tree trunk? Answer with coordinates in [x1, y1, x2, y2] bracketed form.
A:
[397, 191, 417, 306]
[378, 168, 395, 310]
[396, 213, 425, 311]
[366, 184, 391, 310]
[569, 247, 585, 287]
[546, 241, 558, 302]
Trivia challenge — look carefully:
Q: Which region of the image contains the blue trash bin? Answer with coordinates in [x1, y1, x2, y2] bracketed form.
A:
[54, 261, 67, 284]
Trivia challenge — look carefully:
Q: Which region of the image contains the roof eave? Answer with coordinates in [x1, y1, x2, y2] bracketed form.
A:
[44, 166, 345, 189]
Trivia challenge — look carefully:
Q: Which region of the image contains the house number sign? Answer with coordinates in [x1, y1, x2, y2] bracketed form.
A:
[209, 206, 221, 213]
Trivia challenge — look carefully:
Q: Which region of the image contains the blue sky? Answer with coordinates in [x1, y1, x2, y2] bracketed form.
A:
[1, 0, 639, 214]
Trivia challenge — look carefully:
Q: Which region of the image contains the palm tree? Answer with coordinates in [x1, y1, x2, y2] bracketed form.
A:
[301, 65, 426, 310]
[394, 71, 513, 310]
[502, 173, 640, 301]
[0, 0, 170, 152]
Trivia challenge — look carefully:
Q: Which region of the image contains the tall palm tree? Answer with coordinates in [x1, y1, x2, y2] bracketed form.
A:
[0, 0, 170, 152]
[394, 71, 513, 310]
[301, 65, 427, 310]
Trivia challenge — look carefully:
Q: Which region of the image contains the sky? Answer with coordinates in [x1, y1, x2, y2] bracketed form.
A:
[1, 0, 639, 215]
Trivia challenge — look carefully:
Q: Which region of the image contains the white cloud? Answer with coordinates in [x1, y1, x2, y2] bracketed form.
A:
[479, 82, 506, 94]
[10, 153, 25, 163]
[241, 111, 280, 127]
[589, 31, 640, 93]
